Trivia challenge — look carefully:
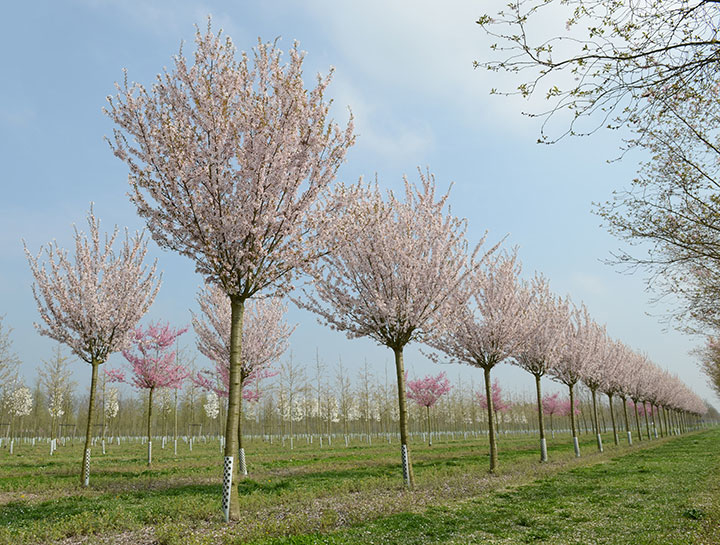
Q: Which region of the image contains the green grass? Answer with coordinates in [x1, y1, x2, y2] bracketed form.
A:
[0, 429, 717, 544]
[255, 430, 720, 545]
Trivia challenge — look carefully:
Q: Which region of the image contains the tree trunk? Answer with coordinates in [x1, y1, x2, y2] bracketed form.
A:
[147, 386, 154, 466]
[223, 296, 245, 521]
[643, 401, 651, 440]
[393, 346, 414, 487]
[237, 377, 248, 477]
[621, 397, 632, 445]
[569, 383, 580, 457]
[534, 374, 547, 462]
[483, 366, 499, 472]
[607, 393, 618, 446]
[81, 359, 100, 487]
[591, 388, 603, 452]
[174, 387, 178, 456]
[633, 399, 642, 442]
[426, 405, 432, 447]
[101, 375, 107, 442]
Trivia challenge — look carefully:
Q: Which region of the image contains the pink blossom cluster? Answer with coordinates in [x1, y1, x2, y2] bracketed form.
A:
[476, 379, 512, 413]
[192, 284, 291, 398]
[119, 322, 189, 391]
[406, 372, 453, 408]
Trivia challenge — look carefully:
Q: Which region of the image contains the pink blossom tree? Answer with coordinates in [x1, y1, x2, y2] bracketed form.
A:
[577, 321, 608, 453]
[599, 341, 634, 446]
[549, 303, 598, 458]
[192, 283, 292, 474]
[542, 392, 561, 438]
[106, 23, 354, 520]
[406, 372, 453, 446]
[429, 249, 532, 473]
[476, 379, 513, 434]
[476, 379, 513, 413]
[512, 275, 569, 462]
[121, 322, 188, 466]
[557, 397, 581, 417]
[626, 352, 654, 442]
[24, 207, 159, 486]
[299, 172, 490, 486]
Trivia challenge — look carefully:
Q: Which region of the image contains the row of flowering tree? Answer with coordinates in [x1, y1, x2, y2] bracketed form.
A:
[102, 22, 706, 509]
[22, 20, 708, 524]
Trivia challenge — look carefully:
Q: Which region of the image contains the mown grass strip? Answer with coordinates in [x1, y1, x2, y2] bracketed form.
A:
[254, 429, 720, 545]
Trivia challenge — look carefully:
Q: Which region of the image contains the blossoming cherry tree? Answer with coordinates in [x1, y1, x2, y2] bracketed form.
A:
[121, 322, 188, 466]
[406, 372, 452, 446]
[429, 249, 532, 473]
[106, 23, 354, 520]
[192, 283, 292, 475]
[25, 207, 159, 486]
[300, 172, 489, 486]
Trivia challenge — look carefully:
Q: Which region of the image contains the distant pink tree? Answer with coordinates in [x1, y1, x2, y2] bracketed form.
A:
[557, 397, 581, 417]
[429, 249, 533, 473]
[121, 322, 188, 465]
[542, 391, 560, 440]
[299, 172, 490, 487]
[25, 207, 160, 487]
[106, 23, 354, 521]
[406, 372, 453, 446]
[476, 379, 513, 413]
[192, 283, 291, 474]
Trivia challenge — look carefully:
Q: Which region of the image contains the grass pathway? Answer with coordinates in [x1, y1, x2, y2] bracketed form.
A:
[256, 429, 720, 545]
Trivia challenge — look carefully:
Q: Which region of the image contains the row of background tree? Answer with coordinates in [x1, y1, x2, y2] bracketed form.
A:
[3, 341, 718, 443]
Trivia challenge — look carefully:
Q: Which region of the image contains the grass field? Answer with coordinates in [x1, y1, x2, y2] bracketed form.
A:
[0, 428, 718, 544]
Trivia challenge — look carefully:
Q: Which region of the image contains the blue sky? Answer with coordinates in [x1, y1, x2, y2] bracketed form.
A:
[1, 0, 715, 404]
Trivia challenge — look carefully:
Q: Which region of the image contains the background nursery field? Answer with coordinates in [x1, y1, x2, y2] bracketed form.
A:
[1, 427, 718, 544]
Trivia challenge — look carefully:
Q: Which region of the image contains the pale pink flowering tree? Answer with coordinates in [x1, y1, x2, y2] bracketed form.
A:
[626, 353, 655, 441]
[476, 378, 513, 436]
[192, 283, 292, 474]
[406, 372, 453, 446]
[512, 275, 569, 462]
[429, 249, 532, 473]
[120, 322, 188, 466]
[549, 303, 599, 458]
[541, 392, 561, 438]
[106, 22, 354, 520]
[595, 337, 625, 447]
[599, 341, 634, 445]
[299, 172, 490, 486]
[578, 321, 609, 452]
[476, 379, 513, 413]
[557, 397, 581, 418]
[25, 207, 159, 486]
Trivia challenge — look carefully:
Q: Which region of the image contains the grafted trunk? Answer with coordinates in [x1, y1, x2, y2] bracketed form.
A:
[484, 366, 499, 472]
[643, 401, 651, 440]
[393, 346, 414, 487]
[222, 296, 245, 521]
[81, 359, 100, 487]
[534, 374, 547, 462]
[146, 386, 154, 466]
[591, 388, 603, 452]
[426, 406, 432, 447]
[632, 399, 642, 442]
[237, 379, 247, 477]
[568, 383, 580, 457]
[607, 393, 618, 446]
[621, 397, 632, 445]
